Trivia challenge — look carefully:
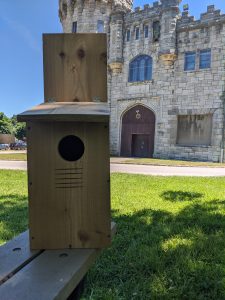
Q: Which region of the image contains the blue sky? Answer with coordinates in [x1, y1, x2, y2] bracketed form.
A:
[0, 0, 225, 117]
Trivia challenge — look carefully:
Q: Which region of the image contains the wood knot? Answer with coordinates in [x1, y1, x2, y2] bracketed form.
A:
[73, 98, 80, 102]
[78, 230, 89, 245]
[95, 230, 103, 235]
[71, 64, 76, 73]
[59, 52, 65, 58]
[77, 48, 85, 59]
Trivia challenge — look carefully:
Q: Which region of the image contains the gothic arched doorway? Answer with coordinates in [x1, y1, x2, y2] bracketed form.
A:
[120, 105, 155, 158]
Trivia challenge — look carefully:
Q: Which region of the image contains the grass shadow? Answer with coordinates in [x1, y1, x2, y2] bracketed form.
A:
[161, 190, 203, 202]
[83, 199, 225, 299]
[0, 194, 28, 243]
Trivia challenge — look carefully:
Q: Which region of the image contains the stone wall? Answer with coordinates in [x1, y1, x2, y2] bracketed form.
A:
[59, 0, 225, 162]
[166, 5, 225, 161]
[109, 3, 225, 162]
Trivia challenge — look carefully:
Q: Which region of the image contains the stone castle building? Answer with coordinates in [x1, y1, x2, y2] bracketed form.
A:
[59, 0, 225, 162]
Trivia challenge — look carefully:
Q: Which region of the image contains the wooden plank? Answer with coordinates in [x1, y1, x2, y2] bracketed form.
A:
[0, 223, 116, 300]
[17, 102, 110, 123]
[0, 231, 42, 284]
[43, 34, 107, 103]
[27, 121, 111, 249]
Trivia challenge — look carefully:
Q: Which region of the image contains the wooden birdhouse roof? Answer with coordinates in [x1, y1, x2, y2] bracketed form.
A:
[17, 102, 110, 123]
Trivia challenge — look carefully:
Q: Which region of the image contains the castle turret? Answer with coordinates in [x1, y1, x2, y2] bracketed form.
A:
[59, 0, 132, 34]
[59, 0, 132, 73]
[108, 9, 126, 74]
[159, 0, 181, 66]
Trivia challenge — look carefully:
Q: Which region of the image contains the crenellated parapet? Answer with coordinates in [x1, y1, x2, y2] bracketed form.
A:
[200, 5, 221, 21]
[125, 1, 162, 24]
[177, 4, 225, 32]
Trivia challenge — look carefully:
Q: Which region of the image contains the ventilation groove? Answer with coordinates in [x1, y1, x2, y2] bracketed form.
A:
[55, 167, 83, 189]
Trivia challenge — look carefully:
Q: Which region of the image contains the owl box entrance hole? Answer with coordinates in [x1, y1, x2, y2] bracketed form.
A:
[58, 135, 85, 161]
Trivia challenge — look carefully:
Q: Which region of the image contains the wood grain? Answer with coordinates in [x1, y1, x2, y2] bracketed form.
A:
[43, 34, 107, 103]
[0, 231, 42, 284]
[0, 223, 116, 300]
[27, 120, 110, 249]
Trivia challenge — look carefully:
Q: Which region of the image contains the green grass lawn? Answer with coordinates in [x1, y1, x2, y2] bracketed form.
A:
[1, 171, 225, 299]
[0, 153, 27, 161]
[0, 170, 28, 244]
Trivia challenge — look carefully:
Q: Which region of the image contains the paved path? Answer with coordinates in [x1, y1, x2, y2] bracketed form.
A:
[110, 163, 225, 177]
[0, 160, 225, 176]
[0, 161, 27, 170]
[0, 150, 26, 154]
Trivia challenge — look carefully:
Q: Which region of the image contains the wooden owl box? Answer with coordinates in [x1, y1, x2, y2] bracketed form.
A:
[17, 34, 111, 250]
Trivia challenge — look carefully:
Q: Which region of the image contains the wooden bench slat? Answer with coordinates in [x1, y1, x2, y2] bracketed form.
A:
[0, 231, 42, 284]
[0, 222, 116, 300]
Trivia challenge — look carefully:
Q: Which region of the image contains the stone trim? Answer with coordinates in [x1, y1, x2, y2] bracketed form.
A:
[109, 62, 123, 73]
[127, 80, 153, 86]
[159, 53, 177, 66]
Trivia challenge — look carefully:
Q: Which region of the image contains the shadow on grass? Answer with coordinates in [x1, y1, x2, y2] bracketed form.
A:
[161, 190, 203, 202]
[84, 200, 225, 299]
[0, 194, 28, 243]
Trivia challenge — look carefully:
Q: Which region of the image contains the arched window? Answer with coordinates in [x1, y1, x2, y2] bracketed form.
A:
[128, 55, 153, 82]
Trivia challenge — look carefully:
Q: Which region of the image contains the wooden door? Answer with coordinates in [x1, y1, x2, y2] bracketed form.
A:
[121, 105, 155, 158]
[132, 134, 150, 157]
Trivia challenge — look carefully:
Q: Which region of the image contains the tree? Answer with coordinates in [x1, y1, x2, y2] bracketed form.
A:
[11, 115, 18, 127]
[0, 113, 26, 140]
[0, 112, 12, 134]
[15, 122, 26, 140]
[10, 115, 26, 140]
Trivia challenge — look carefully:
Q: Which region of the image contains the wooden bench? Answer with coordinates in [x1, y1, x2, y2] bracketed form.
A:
[0, 222, 116, 300]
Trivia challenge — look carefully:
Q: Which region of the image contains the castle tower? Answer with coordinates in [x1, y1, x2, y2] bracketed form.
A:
[159, 0, 181, 66]
[59, 0, 132, 34]
[108, 9, 126, 73]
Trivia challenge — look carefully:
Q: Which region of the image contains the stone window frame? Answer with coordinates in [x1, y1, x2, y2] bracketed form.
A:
[97, 20, 104, 33]
[174, 111, 215, 148]
[176, 113, 213, 147]
[199, 49, 211, 69]
[144, 24, 149, 38]
[126, 29, 131, 42]
[72, 21, 77, 33]
[184, 51, 196, 71]
[135, 26, 140, 40]
[152, 20, 161, 42]
[183, 48, 212, 72]
[128, 55, 153, 83]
